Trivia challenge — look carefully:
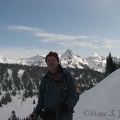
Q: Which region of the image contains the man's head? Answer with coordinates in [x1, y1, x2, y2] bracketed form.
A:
[45, 51, 59, 73]
[45, 51, 59, 63]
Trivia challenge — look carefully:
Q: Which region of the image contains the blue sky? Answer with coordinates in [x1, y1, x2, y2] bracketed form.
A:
[0, 0, 120, 59]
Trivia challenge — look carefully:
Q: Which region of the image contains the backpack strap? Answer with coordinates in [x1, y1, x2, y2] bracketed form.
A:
[62, 74, 68, 98]
[62, 75, 67, 91]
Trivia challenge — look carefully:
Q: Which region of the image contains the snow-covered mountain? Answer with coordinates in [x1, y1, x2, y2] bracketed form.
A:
[0, 49, 120, 72]
[112, 56, 120, 63]
[0, 55, 14, 64]
[60, 49, 88, 69]
[16, 55, 46, 66]
[0, 68, 120, 120]
[85, 53, 106, 72]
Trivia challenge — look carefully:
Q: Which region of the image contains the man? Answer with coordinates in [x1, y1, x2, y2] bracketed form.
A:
[30, 51, 78, 120]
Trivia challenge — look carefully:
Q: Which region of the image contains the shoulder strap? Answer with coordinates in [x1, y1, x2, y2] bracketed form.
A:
[62, 74, 67, 91]
[62, 74, 68, 98]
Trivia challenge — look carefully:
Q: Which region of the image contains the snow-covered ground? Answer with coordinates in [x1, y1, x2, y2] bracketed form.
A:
[1, 69, 120, 120]
[0, 95, 37, 119]
[74, 68, 120, 120]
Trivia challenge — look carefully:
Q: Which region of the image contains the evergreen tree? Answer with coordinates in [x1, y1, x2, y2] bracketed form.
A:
[119, 63, 120, 68]
[1, 96, 7, 104]
[33, 99, 35, 104]
[0, 101, 2, 107]
[105, 52, 119, 76]
[12, 68, 21, 90]
[24, 90, 28, 98]
[106, 52, 114, 75]
[5, 93, 12, 102]
[12, 90, 16, 96]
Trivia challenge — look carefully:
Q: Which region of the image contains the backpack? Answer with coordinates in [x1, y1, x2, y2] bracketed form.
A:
[62, 74, 80, 100]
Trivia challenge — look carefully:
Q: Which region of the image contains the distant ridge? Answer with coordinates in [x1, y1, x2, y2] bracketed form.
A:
[0, 49, 120, 72]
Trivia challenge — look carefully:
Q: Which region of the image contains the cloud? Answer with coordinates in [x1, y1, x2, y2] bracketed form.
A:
[35, 32, 88, 42]
[60, 41, 98, 49]
[74, 42, 99, 48]
[100, 45, 112, 48]
[7, 25, 88, 40]
[7, 25, 44, 32]
[101, 38, 120, 48]
[6, 25, 120, 50]
[103, 38, 120, 44]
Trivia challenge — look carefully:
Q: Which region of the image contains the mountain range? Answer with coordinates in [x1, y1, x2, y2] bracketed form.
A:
[0, 49, 120, 73]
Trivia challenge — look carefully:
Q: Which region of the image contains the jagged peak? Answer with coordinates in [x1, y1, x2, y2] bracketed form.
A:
[0, 54, 14, 63]
[0, 54, 11, 60]
[66, 49, 73, 54]
[61, 49, 74, 59]
[0, 54, 6, 59]
[92, 53, 99, 57]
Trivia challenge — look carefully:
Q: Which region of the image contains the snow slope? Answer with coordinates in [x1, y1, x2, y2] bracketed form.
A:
[1, 69, 120, 120]
[74, 68, 120, 120]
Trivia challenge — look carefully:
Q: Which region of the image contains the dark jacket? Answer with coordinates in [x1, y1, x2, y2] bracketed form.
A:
[34, 65, 78, 116]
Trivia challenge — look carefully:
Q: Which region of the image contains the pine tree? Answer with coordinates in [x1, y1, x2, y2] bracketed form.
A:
[5, 93, 12, 102]
[0, 101, 2, 107]
[119, 63, 120, 68]
[105, 52, 119, 76]
[33, 99, 35, 104]
[106, 52, 114, 75]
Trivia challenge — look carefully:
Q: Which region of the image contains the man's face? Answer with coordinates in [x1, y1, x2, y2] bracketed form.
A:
[46, 56, 59, 72]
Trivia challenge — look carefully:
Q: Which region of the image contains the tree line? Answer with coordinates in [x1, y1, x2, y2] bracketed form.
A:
[0, 62, 105, 106]
[105, 52, 120, 76]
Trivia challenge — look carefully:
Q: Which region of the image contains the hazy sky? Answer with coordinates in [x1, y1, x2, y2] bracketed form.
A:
[0, 0, 120, 59]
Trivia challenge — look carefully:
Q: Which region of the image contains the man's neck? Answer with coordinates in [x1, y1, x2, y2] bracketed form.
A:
[50, 69, 58, 73]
